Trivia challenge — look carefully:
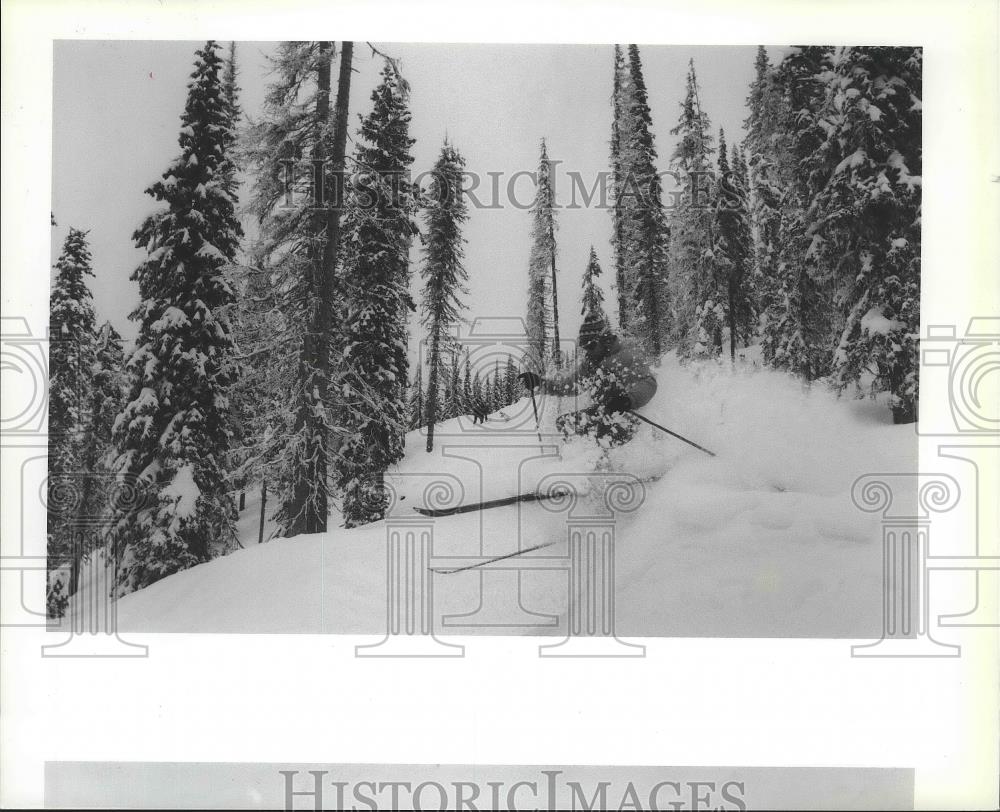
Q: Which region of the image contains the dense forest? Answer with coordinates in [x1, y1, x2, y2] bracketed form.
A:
[47, 41, 922, 614]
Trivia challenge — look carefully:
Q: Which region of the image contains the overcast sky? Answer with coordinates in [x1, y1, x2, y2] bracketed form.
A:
[52, 41, 780, 358]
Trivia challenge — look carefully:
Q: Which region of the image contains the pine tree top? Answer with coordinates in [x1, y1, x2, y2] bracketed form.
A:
[717, 129, 730, 175]
[51, 228, 97, 336]
[420, 139, 470, 334]
[581, 245, 607, 321]
[670, 59, 715, 172]
[531, 138, 556, 216]
[528, 138, 558, 260]
[754, 45, 770, 79]
[354, 61, 415, 172]
[96, 319, 122, 350]
[133, 40, 242, 273]
[222, 41, 241, 124]
[53, 227, 95, 283]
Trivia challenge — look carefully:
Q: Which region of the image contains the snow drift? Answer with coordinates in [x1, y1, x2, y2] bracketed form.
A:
[77, 351, 914, 638]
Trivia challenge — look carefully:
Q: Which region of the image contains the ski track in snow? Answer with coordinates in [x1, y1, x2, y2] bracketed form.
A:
[90, 349, 914, 638]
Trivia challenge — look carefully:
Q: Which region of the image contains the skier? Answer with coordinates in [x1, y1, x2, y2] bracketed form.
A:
[547, 313, 657, 446]
[468, 402, 490, 424]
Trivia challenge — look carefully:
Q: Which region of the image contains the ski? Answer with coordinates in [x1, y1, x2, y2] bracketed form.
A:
[430, 541, 558, 574]
[412, 489, 570, 517]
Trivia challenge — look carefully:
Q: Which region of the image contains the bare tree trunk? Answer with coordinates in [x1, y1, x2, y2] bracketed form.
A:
[549, 221, 561, 366]
[425, 329, 441, 452]
[68, 532, 81, 597]
[258, 479, 267, 544]
[289, 41, 354, 536]
[321, 41, 354, 290]
[728, 280, 737, 362]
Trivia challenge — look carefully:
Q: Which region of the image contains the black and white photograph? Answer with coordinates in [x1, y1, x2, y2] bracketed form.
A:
[1, 0, 997, 809]
[46, 38, 925, 637]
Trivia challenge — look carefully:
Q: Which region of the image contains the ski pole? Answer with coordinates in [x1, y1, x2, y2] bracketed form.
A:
[628, 410, 716, 457]
[528, 388, 543, 445]
[518, 371, 545, 446]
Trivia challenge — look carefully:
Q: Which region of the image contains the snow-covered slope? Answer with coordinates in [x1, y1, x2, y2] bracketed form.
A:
[100, 352, 914, 637]
[612, 353, 912, 637]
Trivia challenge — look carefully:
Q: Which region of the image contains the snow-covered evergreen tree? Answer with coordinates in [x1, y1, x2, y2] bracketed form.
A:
[622, 44, 671, 356]
[226, 262, 282, 520]
[712, 130, 754, 361]
[56, 319, 127, 600]
[445, 351, 461, 420]
[408, 364, 425, 430]
[48, 227, 98, 615]
[813, 47, 923, 422]
[337, 60, 419, 526]
[581, 246, 609, 329]
[526, 139, 558, 368]
[482, 373, 495, 414]
[86, 321, 125, 483]
[461, 351, 473, 414]
[733, 145, 757, 334]
[668, 59, 716, 358]
[609, 44, 670, 350]
[761, 46, 838, 381]
[49, 228, 97, 475]
[610, 45, 633, 332]
[471, 369, 485, 411]
[543, 144, 562, 366]
[244, 41, 355, 536]
[221, 41, 242, 197]
[490, 359, 504, 411]
[420, 140, 469, 451]
[218, 42, 252, 514]
[109, 41, 242, 595]
[77, 320, 126, 575]
[503, 356, 519, 405]
[742, 46, 789, 340]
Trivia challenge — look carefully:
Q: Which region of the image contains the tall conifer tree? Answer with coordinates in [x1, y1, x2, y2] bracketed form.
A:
[610, 45, 633, 332]
[815, 47, 923, 422]
[408, 365, 425, 431]
[244, 41, 355, 537]
[623, 44, 670, 357]
[668, 59, 716, 358]
[420, 141, 469, 451]
[48, 227, 98, 614]
[526, 139, 557, 368]
[762, 46, 837, 381]
[743, 46, 788, 335]
[109, 41, 242, 595]
[712, 130, 754, 361]
[581, 246, 608, 328]
[337, 61, 419, 526]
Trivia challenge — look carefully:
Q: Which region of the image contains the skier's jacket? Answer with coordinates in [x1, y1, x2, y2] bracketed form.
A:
[545, 331, 657, 414]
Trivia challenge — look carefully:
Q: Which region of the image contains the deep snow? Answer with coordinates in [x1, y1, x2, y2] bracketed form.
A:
[70, 350, 915, 637]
